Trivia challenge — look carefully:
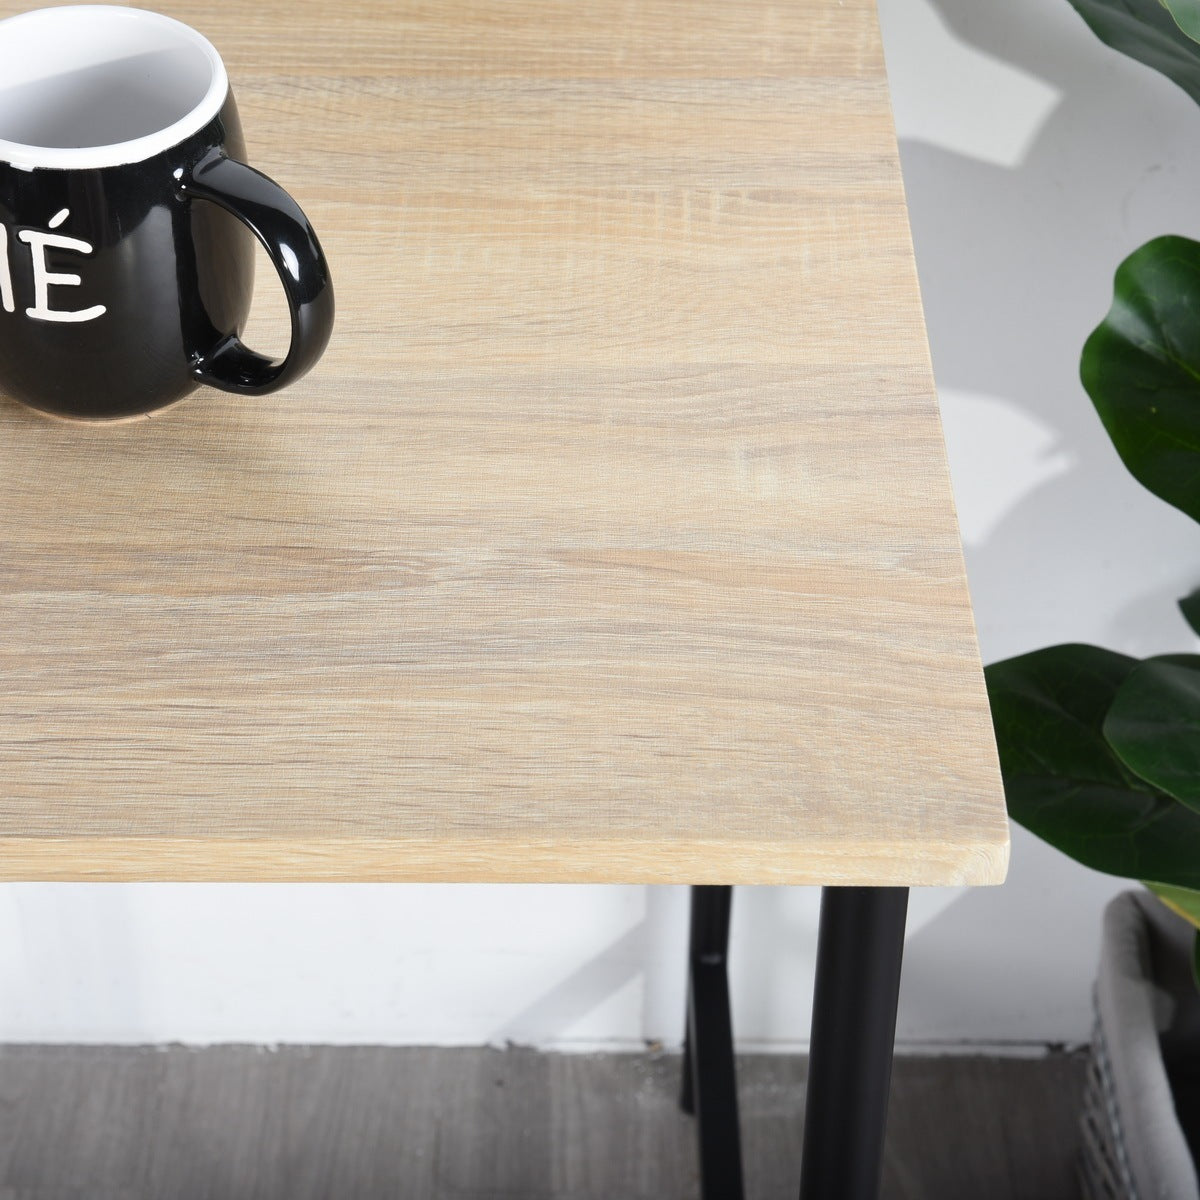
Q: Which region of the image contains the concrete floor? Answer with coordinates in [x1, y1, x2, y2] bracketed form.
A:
[0, 1045, 1086, 1199]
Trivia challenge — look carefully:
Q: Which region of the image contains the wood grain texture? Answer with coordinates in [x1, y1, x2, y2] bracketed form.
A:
[0, 0, 1009, 884]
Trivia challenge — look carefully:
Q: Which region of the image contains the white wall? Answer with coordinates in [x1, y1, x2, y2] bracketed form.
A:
[2, 0, 1194, 1049]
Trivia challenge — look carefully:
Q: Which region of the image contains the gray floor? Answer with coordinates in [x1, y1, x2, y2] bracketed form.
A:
[0, 1045, 1085, 1199]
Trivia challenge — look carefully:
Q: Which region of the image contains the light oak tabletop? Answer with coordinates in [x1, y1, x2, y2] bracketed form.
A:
[0, 0, 1009, 885]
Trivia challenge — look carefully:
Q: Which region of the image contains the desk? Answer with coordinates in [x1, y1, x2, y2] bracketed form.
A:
[0, 1, 1009, 1196]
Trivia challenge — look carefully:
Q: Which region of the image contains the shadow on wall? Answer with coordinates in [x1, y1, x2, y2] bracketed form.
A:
[879, 0, 1200, 1041]
[878, 0, 1200, 1041]
[893, 0, 1200, 662]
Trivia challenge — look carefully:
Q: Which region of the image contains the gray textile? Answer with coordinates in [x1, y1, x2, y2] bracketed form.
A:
[1082, 891, 1200, 1200]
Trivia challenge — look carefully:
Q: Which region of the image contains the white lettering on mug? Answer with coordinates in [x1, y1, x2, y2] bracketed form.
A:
[0, 225, 13, 315]
[17, 209, 106, 324]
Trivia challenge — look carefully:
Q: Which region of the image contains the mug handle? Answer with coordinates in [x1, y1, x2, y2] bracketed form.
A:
[178, 152, 335, 395]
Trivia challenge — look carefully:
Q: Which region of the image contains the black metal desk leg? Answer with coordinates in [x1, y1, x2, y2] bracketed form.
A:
[679, 885, 744, 1200]
[798, 886, 909, 1200]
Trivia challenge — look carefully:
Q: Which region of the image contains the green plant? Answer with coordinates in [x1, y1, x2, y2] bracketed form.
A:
[984, 2, 1200, 977]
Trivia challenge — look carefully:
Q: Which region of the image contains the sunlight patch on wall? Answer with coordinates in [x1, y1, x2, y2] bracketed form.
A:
[938, 387, 1072, 546]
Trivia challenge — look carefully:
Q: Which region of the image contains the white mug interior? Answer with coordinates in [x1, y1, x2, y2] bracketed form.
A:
[0, 5, 228, 169]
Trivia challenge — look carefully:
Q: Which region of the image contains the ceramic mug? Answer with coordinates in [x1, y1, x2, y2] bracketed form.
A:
[0, 4, 334, 420]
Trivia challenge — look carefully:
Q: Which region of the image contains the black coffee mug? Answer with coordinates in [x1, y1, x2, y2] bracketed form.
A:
[0, 4, 334, 420]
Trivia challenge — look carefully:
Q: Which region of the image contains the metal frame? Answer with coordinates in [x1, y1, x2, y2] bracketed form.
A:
[679, 884, 909, 1200]
[798, 886, 909, 1200]
[680, 885, 744, 1200]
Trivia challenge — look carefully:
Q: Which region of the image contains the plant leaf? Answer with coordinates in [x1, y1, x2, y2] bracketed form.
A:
[1105, 656, 1200, 811]
[1082, 236, 1200, 525]
[1067, 0, 1200, 104]
[986, 644, 1200, 889]
[1163, 0, 1200, 45]
[1146, 880, 1200, 928]
[1180, 588, 1200, 635]
[989, 644, 1139, 780]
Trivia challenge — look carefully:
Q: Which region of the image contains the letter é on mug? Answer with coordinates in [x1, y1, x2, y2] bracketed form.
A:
[0, 208, 107, 324]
